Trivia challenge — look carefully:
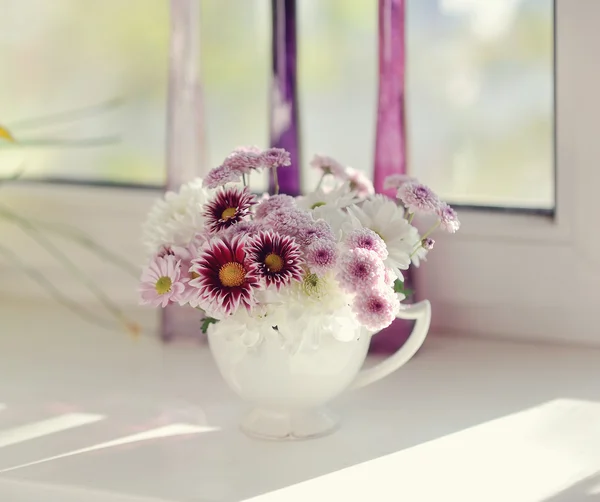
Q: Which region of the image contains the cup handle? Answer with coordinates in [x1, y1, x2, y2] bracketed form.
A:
[350, 300, 431, 390]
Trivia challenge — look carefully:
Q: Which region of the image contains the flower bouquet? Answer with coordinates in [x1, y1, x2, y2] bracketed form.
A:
[140, 146, 459, 439]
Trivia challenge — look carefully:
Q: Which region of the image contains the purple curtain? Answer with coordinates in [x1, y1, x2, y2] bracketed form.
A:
[370, 0, 413, 353]
[269, 0, 301, 196]
[161, 0, 206, 342]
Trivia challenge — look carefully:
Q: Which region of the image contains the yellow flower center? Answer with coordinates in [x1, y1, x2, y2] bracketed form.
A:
[264, 252, 284, 273]
[221, 207, 237, 220]
[301, 272, 325, 298]
[190, 271, 200, 279]
[155, 276, 172, 295]
[218, 262, 246, 287]
[310, 201, 326, 209]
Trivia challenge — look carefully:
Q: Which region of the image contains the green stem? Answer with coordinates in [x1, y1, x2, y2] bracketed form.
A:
[408, 212, 415, 224]
[420, 221, 440, 241]
[242, 173, 247, 187]
[0, 242, 118, 331]
[273, 168, 280, 195]
[315, 172, 327, 191]
[0, 203, 134, 329]
[409, 243, 423, 259]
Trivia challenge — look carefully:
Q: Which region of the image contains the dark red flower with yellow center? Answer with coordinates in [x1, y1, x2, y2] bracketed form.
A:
[204, 186, 257, 234]
[246, 231, 304, 290]
[188, 235, 259, 315]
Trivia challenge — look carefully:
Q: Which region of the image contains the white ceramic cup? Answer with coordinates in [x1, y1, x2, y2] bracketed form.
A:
[208, 300, 431, 440]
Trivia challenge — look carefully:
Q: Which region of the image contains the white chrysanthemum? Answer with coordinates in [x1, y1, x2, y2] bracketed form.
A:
[309, 204, 353, 242]
[278, 272, 361, 344]
[296, 183, 357, 212]
[142, 178, 213, 255]
[345, 195, 419, 279]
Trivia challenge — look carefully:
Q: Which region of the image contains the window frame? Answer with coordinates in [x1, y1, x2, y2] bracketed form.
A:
[415, 0, 600, 345]
[3, 0, 596, 345]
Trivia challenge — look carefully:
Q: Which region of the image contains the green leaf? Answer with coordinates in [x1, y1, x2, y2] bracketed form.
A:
[393, 279, 414, 297]
[200, 316, 219, 334]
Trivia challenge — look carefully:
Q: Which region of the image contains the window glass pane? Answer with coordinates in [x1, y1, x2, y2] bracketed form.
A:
[298, 1, 377, 194]
[3, 0, 553, 210]
[1, 0, 169, 184]
[407, 0, 554, 209]
[299, 0, 553, 209]
[0, 0, 270, 188]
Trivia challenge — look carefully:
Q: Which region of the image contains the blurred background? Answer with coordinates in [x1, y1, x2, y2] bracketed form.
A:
[1, 0, 553, 209]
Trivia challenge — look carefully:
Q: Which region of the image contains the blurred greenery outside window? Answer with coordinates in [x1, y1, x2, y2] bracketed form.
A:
[1, 0, 553, 209]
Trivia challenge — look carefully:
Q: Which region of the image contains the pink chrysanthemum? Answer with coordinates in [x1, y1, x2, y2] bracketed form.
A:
[344, 228, 388, 260]
[352, 287, 400, 331]
[383, 268, 396, 288]
[345, 167, 374, 197]
[422, 237, 435, 250]
[397, 182, 440, 214]
[437, 203, 460, 233]
[298, 220, 335, 246]
[223, 150, 263, 174]
[224, 220, 263, 240]
[254, 194, 296, 220]
[204, 186, 257, 234]
[309, 154, 346, 178]
[246, 231, 303, 289]
[305, 239, 338, 276]
[337, 248, 385, 294]
[259, 147, 291, 169]
[188, 235, 259, 315]
[203, 165, 242, 189]
[383, 173, 416, 190]
[139, 255, 186, 308]
[261, 207, 313, 238]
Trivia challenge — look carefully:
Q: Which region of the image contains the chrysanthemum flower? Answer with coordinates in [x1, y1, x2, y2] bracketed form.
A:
[346, 195, 417, 277]
[305, 239, 338, 276]
[397, 182, 440, 214]
[142, 178, 212, 254]
[337, 248, 385, 294]
[224, 220, 263, 240]
[139, 255, 186, 308]
[353, 287, 401, 331]
[259, 147, 291, 169]
[203, 165, 243, 189]
[437, 203, 461, 233]
[261, 207, 313, 238]
[254, 194, 296, 219]
[345, 167, 374, 197]
[422, 237, 435, 250]
[204, 186, 257, 234]
[383, 173, 416, 190]
[188, 235, 259, 315]
[296, 183, 358, 212]
[223, 150, 263, 174]
[309, 154, 346, 178]
[298, 219, 336, 247]
[246, 231, 303, 289]
[344, 228, 388, 260]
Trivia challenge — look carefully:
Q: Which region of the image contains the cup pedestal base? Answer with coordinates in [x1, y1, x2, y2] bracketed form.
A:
[240, 407, 339, 441]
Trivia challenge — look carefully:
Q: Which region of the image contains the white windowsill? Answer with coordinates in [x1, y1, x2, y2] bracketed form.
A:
[2, 299, 600, 502]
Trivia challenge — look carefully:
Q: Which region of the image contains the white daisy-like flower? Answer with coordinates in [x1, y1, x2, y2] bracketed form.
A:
[345, 195, 419, 278]
[142, 178, 213, 255]
[296, 183, 358, 212]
